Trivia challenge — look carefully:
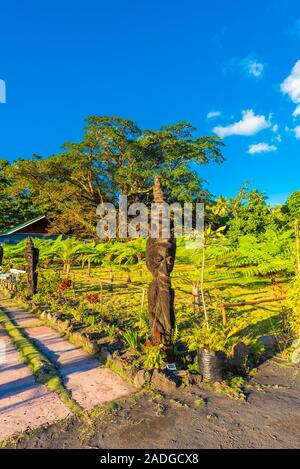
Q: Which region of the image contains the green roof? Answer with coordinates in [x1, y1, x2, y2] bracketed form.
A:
[0, 215, 47, 236]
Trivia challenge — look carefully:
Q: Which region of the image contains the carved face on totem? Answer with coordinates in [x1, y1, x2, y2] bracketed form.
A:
[25, 238, 39, 276]
[146, 238, 176, 280]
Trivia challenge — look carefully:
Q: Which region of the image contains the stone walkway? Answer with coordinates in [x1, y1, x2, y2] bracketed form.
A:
[0, 297, 134, 441]
[0, 332, 71, 441]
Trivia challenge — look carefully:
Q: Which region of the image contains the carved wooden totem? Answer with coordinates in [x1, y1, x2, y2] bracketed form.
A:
[146, 177, 176, 361]
[24, 237, 39, 297]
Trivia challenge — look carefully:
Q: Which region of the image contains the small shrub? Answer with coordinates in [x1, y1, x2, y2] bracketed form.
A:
[104, 324, 119, 338]
[85, 315, 96, 327]
[143, 343, 165, 369]
[122, 329, 140, 350]
[38, 269, 61, 295]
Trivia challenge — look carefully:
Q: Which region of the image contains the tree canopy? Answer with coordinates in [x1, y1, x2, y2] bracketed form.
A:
[286, 191, 300, 222]
[1, 115, 298, 243]
[3, 116, 224, 237]
[0, 159, 38, 232]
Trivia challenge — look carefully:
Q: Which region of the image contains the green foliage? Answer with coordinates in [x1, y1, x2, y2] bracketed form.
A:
[285, 279, 300, 338]
[223, 375, 246, 400]
[38, 269, 61, 294]
[0, 160, 39, 232]
[104, 324, 119, 338]
[227, 189, 271, 242]
[122, 329, 140, 350]
[129, 308, 149, 337]
[143, 344, 165, 369]
[187, 361, 199, 372]
[286, 191, 300, 222]
[57, 237, 80, 273]
[225, 229, 294, 277]
[186, 315, 232, 352]
[85, 315, 96, 327]
[0, 237, 146, 275]
[1, 190, 298, 374]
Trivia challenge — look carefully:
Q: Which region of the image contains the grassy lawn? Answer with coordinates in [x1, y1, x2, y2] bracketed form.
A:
[23, 260, 288, 360]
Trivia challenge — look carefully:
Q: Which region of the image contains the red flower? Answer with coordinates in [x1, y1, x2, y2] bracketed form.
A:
[86, 293, 99, 304]
[145, 341, 152, 347]
[56, 279, 72, 293]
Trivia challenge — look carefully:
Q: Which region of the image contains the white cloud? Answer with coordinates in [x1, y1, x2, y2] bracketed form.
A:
[244, 59, 264, 78]
[248, 143, 278, 154]
[293, 125, 300, 139]
[281, 61, 300, 116]
[293, 104, 300, 117]
[213, 109, 271, 138]
[272, 124, 279, 133]
[225, 56, 265, 79]
[207, 111, 221, 119]
[285, 124, 300, 139]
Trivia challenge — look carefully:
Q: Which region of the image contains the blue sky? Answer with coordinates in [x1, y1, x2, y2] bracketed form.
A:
[0, 0, 300, 205]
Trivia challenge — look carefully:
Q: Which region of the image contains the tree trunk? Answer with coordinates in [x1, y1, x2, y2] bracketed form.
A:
[200, 248, 209, 330]
[295, 220, 300, 278]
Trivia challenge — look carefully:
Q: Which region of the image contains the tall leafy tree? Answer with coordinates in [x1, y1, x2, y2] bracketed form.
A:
[6, 116, 224, 237]
[227, 189, 271, 242]
[286, 191, 300, 222]
[0, 159, 39, 232]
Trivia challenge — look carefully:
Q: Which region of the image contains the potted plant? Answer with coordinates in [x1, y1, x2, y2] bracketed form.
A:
[189, 319, 229, 382]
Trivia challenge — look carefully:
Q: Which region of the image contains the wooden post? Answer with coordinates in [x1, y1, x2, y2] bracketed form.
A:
[99, 281, 103, 309]
[221, 306, 227, 329]
[141, 288, 145, 314]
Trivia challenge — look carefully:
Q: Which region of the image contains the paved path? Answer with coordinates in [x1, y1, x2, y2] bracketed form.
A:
[0, 297, 134, 441]
[0, 331, 71, 440]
